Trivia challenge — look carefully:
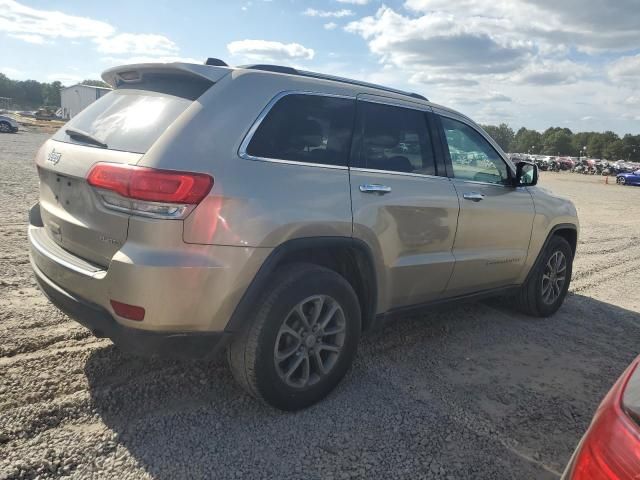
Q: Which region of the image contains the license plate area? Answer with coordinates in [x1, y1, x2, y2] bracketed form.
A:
[50, 173, 84, 213]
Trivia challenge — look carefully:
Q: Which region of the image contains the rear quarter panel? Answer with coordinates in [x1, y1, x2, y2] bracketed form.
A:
[140, 71, 356, 248]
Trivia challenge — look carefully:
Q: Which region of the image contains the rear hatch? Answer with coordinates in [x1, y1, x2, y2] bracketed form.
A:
[36, 64, 227, 267]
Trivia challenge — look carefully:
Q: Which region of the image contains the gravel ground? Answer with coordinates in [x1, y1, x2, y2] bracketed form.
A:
[1, 131, 639, 480]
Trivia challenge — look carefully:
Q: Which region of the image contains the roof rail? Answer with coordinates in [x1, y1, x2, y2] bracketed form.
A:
[240, 64, 428, 102]
[241, 64, 297, 75]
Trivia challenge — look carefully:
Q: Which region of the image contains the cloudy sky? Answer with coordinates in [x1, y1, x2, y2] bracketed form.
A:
[1, 0, 639, 134]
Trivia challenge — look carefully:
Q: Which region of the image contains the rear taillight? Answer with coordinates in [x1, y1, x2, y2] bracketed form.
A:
[87, 163, 213, 218]
[568, 360, 640, 479]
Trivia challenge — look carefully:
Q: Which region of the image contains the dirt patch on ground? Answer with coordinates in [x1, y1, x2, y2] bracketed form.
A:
[1, 131, 639, 479]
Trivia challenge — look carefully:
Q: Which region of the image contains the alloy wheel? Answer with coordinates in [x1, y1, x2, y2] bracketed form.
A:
[274, 294, 346, 389]
[541, 251, 567, 305]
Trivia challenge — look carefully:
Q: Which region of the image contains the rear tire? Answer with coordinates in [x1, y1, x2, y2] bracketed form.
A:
[227, 263, 361, 411]
[515, 236, 573, 317]
[0, 121, 12, 133]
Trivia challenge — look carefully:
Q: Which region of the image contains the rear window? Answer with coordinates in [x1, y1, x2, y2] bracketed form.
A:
[245, 94, 355, 167]
[53, 74, 211, 154]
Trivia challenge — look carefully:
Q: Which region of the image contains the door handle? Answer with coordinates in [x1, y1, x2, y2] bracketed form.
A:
[463, 192, 485, 202]
[360, 184, 392, 195]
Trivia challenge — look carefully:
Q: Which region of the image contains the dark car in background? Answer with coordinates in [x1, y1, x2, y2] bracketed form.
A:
[0, 114, 19, 133]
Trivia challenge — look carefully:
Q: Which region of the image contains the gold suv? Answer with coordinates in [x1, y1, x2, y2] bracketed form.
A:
[28, 59, 579, 410]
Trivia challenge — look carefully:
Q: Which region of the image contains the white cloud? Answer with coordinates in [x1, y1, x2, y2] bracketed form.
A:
[608, 55, 640, 84]
[0, 0, 114, 40]
[336, 0, 369, 4]
[324, 22, 338, 30]
[1, 66, 24, 79]
[624, 96, 640, 106]
[337, 2, 640, 135]
[404, 0, 640, 53]
[47, 72, 85, 85]
[303, 8, 354, 18]
[409, 73, 479, 88]
[7, 33, 46, 44]
[515, 60, 592, 85]
[346, 7, 532, 74]
[100, 55, 201, 66]
[227, 39, 314, 62]
[94, 33, 178, 56]
[0, 0, 187, 62]
[452, 92, 512, 106]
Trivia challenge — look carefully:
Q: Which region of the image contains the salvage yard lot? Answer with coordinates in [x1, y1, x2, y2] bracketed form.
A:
[1, 131, 639, 480]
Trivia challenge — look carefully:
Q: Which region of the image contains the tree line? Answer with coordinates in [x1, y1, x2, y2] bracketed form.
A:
[481, 123, 640, 162]
[0, 73, 109, 109]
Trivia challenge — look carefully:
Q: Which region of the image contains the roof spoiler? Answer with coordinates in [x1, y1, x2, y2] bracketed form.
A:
[101, 62, 231, 88]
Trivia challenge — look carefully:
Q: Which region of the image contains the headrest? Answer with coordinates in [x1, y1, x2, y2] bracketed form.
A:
[364, 123, 400, 148]
[288, 119, 323, 148]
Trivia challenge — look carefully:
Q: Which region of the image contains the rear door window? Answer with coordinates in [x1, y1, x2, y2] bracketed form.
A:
[53, 74, 212, 154]
[245, 94, 355, 167]
[355, 101, 436, 176]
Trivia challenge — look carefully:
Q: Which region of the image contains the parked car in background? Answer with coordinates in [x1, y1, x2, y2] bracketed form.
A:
[557, 157, 575, 171]
[0, 114, 19, 133]
[617, 170, 640, 186]
[28, 60, 579, 410]
[562, 354, 640, 479]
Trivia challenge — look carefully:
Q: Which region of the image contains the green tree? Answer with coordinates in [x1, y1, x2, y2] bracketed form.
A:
[543, 130, 573, 155]
[480, 123, 515, 152]
[513, 127, 542, 154]
[605, 139, 626, 160]
[622, 134, 640, 161]
[42, 81, 61, 107]
[587, 134, 606, 158]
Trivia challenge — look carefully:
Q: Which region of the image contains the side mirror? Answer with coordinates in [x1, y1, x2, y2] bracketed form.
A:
[516, 161, 538, 187]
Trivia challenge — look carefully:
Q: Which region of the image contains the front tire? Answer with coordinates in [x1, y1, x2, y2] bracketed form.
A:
[515, 236, 573, 317]
[0, 121, 12, 133]
[227, 263, 361, 411]
[617, 176, 626, 185]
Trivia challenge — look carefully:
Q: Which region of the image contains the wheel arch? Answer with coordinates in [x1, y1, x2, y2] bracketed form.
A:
[553, 227, 577, 258]
[225, 237, 378, 333]
[524, 223, 578, 284]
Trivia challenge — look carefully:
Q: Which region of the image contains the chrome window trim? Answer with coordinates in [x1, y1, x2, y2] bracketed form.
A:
[238, 90, 354, 170]
[450, 177, 518, 189]
[355, 93, 432, 112]
[350, 167, 448, 181]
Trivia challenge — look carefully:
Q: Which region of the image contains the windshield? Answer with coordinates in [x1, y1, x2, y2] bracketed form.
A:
[52, 74, 212, 153]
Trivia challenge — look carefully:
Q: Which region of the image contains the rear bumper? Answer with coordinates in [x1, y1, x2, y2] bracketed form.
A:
[28, 201, 270, 354]
[32, 259, 231, 359]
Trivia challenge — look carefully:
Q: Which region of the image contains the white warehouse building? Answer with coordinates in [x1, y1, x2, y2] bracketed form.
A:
[60, 84, 111, 119]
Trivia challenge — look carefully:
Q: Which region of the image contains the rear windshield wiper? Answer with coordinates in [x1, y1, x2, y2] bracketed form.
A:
[65, 128, 108, 149]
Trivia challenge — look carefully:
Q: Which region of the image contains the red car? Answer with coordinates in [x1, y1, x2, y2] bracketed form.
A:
[563, 355, 640, 479]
